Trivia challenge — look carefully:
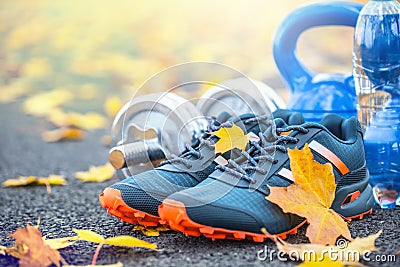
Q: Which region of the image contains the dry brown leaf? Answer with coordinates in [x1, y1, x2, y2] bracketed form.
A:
[266, 144, 351, 244]
[23, 88, 73, 116]
[3, 175, 67, 187]
[75, 163, 115, 182]
[7, 224, 63, 267]
[275, 230, 381, 266]
[42, 127, 84, 142]
[104, 96, 123, 117]
[132, 225, 171, 237]
[48, 110, 107, 130]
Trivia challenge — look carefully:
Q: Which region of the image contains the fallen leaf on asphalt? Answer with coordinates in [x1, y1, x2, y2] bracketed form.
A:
[21, 58, 52, 78]
[43, 236, 78, 250]
[212, 123, 249, 153]
[75, 163, 115, 182]
[275, 230, 381, 266]
[7, 224, 63, 267]
[64, 262, 123, 267]
[3, 175, 67, 187]
[77, 84, 97, 100]
[42, 127, 85, 142]
[23, 88, 73, 116]
[0, 82, 31, 103]
[73, 229, 158, 250]
[36, 175, 68, 185]
[101, 135, 112, 147]
[104, 96, 123, 117]
[64, 264, 123, 267]
[48, 110, 107, 130]
[266, 143, 351, 244]
[133, 225, 171, 237]
[298, 257, 343, 267]
[0, 245, 6, 255]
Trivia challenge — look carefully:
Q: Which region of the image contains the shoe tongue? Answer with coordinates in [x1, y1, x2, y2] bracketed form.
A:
[263, 118, 289, 142]
[215, 112, 232, 124]
[274, 118, 289, 128]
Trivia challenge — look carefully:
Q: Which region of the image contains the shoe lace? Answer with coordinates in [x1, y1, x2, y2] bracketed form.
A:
[158, 115, 271, 169]
[216, 123, 308, 184]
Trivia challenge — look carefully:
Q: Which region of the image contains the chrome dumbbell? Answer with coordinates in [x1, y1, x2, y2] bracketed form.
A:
[109, 78, 285, 178]
[196, 77, 285, 118]
[109, 92, 208, 177]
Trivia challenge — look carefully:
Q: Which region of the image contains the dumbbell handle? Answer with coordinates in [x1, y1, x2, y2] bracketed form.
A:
[109, 140, 166, 169]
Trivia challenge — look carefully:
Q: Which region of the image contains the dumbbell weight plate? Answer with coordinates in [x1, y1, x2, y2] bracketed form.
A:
[111, 92, 208, 177]
[196, 78, 285, 118]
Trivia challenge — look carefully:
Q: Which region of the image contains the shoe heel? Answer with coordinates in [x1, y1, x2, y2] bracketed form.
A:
[334, 184, 374, 219]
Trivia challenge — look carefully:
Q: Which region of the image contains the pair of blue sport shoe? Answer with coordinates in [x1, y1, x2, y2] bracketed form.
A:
[99, 109, 374, 242]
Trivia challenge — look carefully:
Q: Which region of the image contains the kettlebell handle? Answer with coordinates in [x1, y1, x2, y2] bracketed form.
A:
[273, 1, 363, 93]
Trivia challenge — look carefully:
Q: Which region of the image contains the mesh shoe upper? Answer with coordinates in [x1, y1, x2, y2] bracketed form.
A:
[165, 114, 373, 234]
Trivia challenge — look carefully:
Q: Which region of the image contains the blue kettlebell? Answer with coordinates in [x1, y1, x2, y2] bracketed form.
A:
[273, 1, 363, 122]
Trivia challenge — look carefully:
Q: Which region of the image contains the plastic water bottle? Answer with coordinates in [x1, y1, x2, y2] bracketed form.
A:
[353, 0, 400, 209]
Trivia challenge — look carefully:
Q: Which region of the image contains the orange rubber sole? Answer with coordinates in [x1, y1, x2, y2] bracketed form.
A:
[344, 208, 373, 221]
[158, 199, 373, 243]
[99, 188, 161, 227]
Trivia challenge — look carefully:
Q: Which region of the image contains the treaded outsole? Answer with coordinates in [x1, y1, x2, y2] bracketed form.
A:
[158, 199, 307, 242]
[158, 199, 373, 242]
[99, 188, 161, 227]
[99, 187, 374, 241]
[344, 208, 373, 221]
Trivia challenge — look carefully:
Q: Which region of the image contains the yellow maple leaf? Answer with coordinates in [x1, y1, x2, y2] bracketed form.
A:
[275, 230, 381, 266]
[42, 127, 85, 142]
[266, 144, 351, 245]
[75, 163, 115, 182]
[133, 225, 171, 237]
[298, 256, 344, 267]
[72, 229, 157, 250]
[3, 175, 67, 187]
[104, 96, 123, 117]
[43, 236, 78, 250]
[23, 88, 73, 116]
[37, 175, 68, 185]
[212, 124, 250, 153]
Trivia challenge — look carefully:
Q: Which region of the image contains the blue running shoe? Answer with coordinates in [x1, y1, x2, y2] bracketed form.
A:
[99, 110, 302, 226]
[158, 114, 374, 241]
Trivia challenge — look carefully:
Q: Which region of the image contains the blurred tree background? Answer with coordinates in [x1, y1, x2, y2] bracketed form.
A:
[0, 0, 367, 110]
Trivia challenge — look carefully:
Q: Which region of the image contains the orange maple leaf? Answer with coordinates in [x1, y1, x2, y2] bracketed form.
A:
[8, 224, 63, 267]
[266, 143, 351, 244]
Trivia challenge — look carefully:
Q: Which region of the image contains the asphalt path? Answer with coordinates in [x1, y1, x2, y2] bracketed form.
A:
[0, 102, 399, 267]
